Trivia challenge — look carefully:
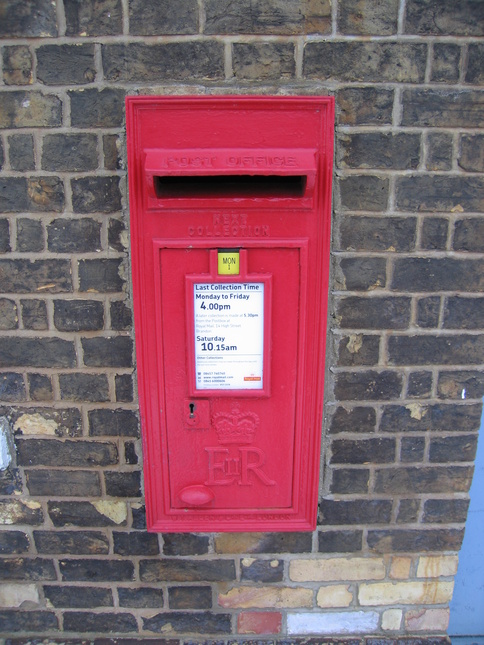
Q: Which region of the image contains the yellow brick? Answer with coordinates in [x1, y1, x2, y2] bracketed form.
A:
[359, 581, 454, 606]
[382, 609, 403, 631]
[290, 557, 385, 582]
[390, 556, 412, 579]
[405, 608, 450, 631]
[316, 584, 353, 608]
[218, 586, 313, 609]
[416, 556, 458, 578]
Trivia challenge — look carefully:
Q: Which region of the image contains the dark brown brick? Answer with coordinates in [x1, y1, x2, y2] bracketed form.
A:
[9, 134, 35, 170]
[337, 334, 380, 367]
[169, 586, 213, 609]
[34, 530, 109, 554]
[42, 133, 98, 171]
[338, 133, 420, 170]
[116, 375, 134, 403]
[338, 257, 386, 291]
[0, 219, 9, 253]
[0, 373, 25, 400]
[0, 531, 30, 554]
[1, 177, 64, 212]
[329, 406, 377, 434]
[331, 438, 395, 464]
[103, 134, 122, 170]
[108, 218, 126, 252]
[402, 89, 484, 128]
[0, 0, 57, 37]
[336, 88, 394, 126]
[394, 258, 484, 292]
[459, 135, 484, 173]
[63, 611, 137, 633]
[427, 132, 453, 171]
[336, 296, 411, 330]
[110, 300, 132, 330]
[0, 259, 71, 294]
[338, 176, 389, 212]
[72, 176, 121, 213]
[205, 0, 331, 34]
[105, 471, 141, 497]
[454, 219, 484, 253]
[389, 334, 484, 366]
[339, 216, 416, 251]
[124, 441, 138, 464]
[401, 437, 426, 463]
[54, 299, 104, 332]
[0, 557, 56, 581]
[0, 610, 58, 632]
[431, 43, 461, 83]
[368, 528, 464, 552]
[397, 499, 420, 523]
[396, 175, 484, 212]
[331, 468, 369, 494]
[113, 531, 159, 555]
[240, 558, 284, 583]
[407, 371, 433, 398]
[429, 435, 478, 463]
[140, 558, 236, 582]
[405, 0, 484, 35]
[69, 88, 126, 128]
[420, 217, 448, 251]
[162, 533, 210, 556]
[43, 585, 113, 608]
[319, 499, 392, 525]
[59, 373, 109, 403]
[233, 43, 295, 80]
[79, 259, 124, 293]
[0, 337, 75, 368]
[118, 586, 164, 608]
[438, 370, 484, 399]
[17, 439, 118, 467]
[3, 46, 33, 85]
[89, 408, 139, 438]
[65, 0, 122, 35]
[26, 469, 101, 496]
[304, 42, 427, 82]
[28, 373, 53, 401]
[466, 43, 484, 84]
[0, 298, 17, 329]
[423, 499, 470, 524]
[416, 296, 441, 329]
[102, 43, 225, 82]
[444, 296, 484, 330]
[143, 612, 231, 635]
[47, 218, 102, 253]
[130, 0, 198, 34]
[0, 92, 61, 129]
[374, 466, 473, 493]
[334, 370, 403, 400]
[214, 531, 312, 554]
[338, 0, 398, 34]
[11, 406, 81, 437]
[37, 44, 95, 85]
[17, 219, 44, 253]
[60, 558, 134, 581]
[49, 501, 126, 528]
[380, 403, 482, 433]
[318, 529, 363, 552]
[82, 337, 133, 367]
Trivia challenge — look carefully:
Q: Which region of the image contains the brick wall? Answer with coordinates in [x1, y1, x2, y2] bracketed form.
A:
[0, 0, 483, 640]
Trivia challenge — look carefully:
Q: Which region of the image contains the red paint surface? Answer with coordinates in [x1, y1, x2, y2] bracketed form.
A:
[126, 96, 334, 532]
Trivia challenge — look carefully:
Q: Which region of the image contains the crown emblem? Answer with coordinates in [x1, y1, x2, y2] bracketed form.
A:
[212, 407, 259, 444]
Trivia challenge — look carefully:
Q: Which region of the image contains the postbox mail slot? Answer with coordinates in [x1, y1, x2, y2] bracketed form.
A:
[144, 147, 317, 207]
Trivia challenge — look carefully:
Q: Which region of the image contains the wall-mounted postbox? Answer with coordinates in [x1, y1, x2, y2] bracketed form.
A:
[126, 96, 334, 532]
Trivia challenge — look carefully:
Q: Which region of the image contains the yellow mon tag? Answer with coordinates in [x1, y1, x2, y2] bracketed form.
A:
[218, 251, 239, 275]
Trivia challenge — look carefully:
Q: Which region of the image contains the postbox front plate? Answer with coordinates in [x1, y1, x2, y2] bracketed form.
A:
[126, 96, 334, 532]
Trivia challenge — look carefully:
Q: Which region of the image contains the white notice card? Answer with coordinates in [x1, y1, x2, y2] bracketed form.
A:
[193, 282, 264, 390]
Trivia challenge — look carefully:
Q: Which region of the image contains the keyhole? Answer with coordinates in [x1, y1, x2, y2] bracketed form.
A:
[189, 402, 196, 418]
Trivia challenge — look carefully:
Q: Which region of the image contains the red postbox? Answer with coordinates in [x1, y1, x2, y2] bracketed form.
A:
[126, 96, 334, 532]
